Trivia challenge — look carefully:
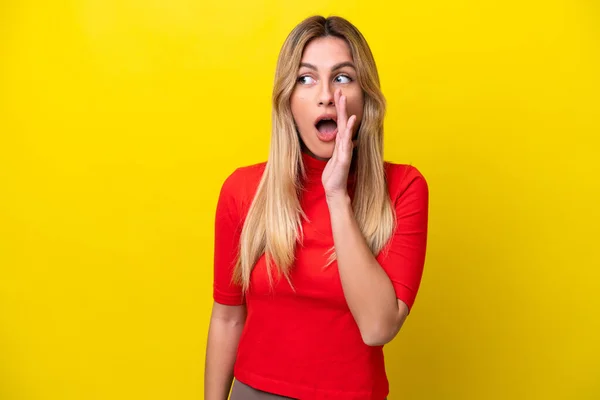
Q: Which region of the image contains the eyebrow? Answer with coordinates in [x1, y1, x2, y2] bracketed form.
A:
[299, 61, 356, 72]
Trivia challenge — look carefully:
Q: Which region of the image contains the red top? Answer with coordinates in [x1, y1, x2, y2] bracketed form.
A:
[213, 152, 429, 400]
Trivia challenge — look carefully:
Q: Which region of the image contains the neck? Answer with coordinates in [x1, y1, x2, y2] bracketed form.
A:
[300, 142, 330, 162]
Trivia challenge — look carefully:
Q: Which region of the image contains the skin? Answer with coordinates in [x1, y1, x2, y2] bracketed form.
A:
[204, 303, 245, 400]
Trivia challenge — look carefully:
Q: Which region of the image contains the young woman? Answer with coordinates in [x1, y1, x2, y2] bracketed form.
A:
[205, 15, 429, 400]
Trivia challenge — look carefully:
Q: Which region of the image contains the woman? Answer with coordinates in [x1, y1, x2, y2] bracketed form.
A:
[205, 15, 429, 400]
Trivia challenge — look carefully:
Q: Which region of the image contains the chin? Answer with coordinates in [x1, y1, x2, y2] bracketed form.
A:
[307, 142, 334, 160]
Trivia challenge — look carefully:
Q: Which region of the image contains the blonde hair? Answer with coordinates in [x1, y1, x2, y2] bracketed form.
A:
[233, 15, 395, 292]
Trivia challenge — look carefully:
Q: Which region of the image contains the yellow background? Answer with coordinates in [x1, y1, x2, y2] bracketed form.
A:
[1, 1, 599, 399]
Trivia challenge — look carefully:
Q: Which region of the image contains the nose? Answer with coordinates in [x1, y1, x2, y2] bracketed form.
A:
[318, 81, 334, 106]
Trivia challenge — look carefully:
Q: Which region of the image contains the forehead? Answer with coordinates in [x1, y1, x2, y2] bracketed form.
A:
[300, 36, 353, 67]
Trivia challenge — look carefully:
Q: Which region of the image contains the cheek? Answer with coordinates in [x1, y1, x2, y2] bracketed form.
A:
[291, 96, 310, 124]
[346, 96, 365, 121]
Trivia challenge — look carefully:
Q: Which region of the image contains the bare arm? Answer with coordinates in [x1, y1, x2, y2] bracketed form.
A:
[204, 302, 247, 400]
[328, 195, 408, 346]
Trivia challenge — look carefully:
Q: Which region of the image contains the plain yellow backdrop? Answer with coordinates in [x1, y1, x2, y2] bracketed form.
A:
[1, 0, 599, 399]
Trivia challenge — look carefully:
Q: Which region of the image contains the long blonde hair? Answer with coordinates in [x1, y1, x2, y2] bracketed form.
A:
[233, 15, 395, 292]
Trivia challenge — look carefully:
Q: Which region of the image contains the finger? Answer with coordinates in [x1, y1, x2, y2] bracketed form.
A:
[344, 115, 356, 154]
[346, 115, 356, 137]
[334, 91, 347, 132]
[330, 137, 339, 165]
[345, 115, 355, 144]
[336, 116, 351, 161]
[338, 95, 348, 131]
[334, 89, 342, 130]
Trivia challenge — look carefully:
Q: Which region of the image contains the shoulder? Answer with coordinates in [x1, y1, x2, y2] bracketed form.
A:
[218, 161, 267, 213]
[222, 161, 267, 190]
[383, 161, 429, 204]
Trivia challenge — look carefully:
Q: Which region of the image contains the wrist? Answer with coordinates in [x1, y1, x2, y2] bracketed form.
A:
[326, 193, 352, 210]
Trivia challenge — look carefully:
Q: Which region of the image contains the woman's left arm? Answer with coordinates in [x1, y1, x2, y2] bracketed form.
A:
[323, 89, 428, 346]
[328, 194, 409, 346]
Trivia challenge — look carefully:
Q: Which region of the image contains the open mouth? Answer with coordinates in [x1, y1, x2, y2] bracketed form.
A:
[315, 118, 338, 135]
[313, 114, 338, 142]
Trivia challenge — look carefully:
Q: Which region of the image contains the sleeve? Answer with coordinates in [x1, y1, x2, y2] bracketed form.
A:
[212, 169, 245, 306]
[377, 166, 429, 312]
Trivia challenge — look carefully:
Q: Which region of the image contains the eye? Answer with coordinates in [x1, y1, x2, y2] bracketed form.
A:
[334, 74, 352, 84]
[297, 75, 316, 85]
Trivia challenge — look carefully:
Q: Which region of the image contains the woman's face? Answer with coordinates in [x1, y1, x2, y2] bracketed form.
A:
[291, 36, 364, 160]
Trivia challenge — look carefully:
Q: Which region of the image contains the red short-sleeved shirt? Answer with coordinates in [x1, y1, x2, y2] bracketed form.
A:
[213, 152, 429, 400]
